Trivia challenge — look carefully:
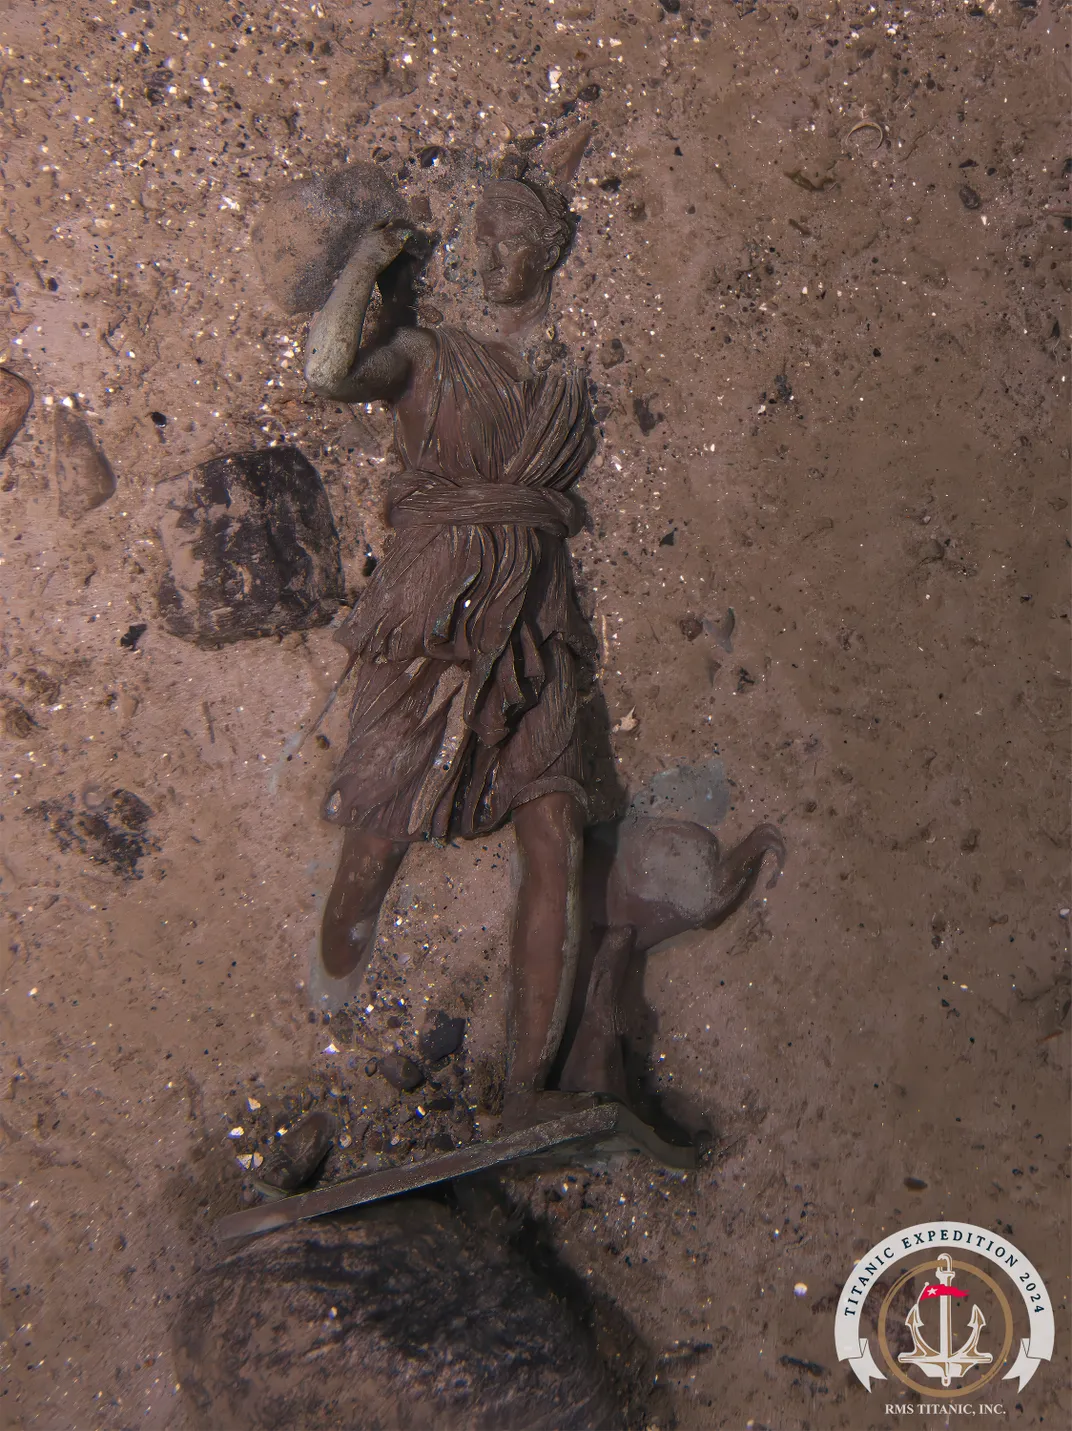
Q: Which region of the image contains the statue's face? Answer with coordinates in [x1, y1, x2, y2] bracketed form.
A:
[475, 203, 556, 305]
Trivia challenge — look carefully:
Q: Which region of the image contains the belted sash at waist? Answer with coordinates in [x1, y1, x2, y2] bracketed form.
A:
[387, 471, 582, 539]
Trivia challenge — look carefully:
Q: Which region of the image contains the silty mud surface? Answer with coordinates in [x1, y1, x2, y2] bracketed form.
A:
[0, 2, 1068, 1428]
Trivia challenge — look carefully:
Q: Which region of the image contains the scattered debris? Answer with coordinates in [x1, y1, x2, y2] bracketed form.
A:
[779, 1355, 827, 1378]
[785, 168, 837, 192]
[844, 119, 884, 151]
[612, 707, 638, 733]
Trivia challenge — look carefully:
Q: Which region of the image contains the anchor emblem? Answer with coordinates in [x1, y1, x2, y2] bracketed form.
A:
[898, 1253, 993, 1387]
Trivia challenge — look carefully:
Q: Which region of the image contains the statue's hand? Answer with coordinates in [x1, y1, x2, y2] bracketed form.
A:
[354, 219, 414, 274]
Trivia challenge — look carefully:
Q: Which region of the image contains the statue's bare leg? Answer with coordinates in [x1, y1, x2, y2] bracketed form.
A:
[320, 827, 408, 979]
[503, 793, 583, 1127]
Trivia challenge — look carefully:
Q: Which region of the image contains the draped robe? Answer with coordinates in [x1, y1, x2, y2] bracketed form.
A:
[323, 326, 596, 840]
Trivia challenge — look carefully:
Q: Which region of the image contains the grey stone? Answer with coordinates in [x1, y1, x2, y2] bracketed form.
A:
[250, 163, 410, 314]
[53, 407, 116, 517]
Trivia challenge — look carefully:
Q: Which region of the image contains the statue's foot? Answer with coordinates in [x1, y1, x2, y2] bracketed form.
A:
[253, 1109, 337, 1198]
[307, 930, 373, 1015]
[499, 1089, 599, 1137]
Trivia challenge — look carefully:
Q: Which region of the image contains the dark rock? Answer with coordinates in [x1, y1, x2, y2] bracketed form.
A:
[632, 395, 662, 435]
[418, 1011, 466, 1064]
[174, 1199, 621, 1431]
[958, 184, 982, 210]
[256, 1110, 337, 1194]
[576, 83, 601, 102]
[679, 615, 703, 641]
[155, 448, 343, 646]
[599, 337, 625, 368]
[251, 164, 411, 314]
[0, 369, 33, 455]
[31, 789, 153, 880]
[378, 1053, 424, 1093]
[53, 407, 116, 517]
[119, 623, 148, 650]
[1, 695, 35, 738]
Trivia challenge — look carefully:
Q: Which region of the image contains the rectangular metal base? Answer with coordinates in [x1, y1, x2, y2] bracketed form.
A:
[215, 1102, 696, 1242]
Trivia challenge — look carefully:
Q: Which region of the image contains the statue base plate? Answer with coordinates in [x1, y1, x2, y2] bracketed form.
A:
[216, 1101, 697, 1242]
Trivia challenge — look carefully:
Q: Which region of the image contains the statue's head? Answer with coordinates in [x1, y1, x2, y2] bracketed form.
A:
[474, 179, 572, 306]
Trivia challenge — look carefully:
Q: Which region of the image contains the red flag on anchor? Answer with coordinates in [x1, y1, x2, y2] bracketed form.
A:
[920, 1284, 969, 1299]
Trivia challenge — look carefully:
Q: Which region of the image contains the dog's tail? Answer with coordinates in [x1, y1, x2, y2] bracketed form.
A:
[711, 822, 787, 919]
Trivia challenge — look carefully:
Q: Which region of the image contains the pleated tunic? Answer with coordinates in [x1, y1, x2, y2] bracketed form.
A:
[322, 326, 596, 840]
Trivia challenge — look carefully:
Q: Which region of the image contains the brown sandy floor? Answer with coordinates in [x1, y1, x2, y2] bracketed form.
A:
[1, 1, 1068, 1428]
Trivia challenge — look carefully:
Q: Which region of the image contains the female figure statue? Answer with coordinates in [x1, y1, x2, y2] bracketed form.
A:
[304, 175, 595, 1130]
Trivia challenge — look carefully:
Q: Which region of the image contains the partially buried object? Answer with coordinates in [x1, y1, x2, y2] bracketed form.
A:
[217, 1101, 696, 1243]
[53, 406, 116, 517]
[155, 447, 343, 645]
[180, 1198, 620, 1431]
[251, 163, 411, 314]
[0, 368, 33, 455]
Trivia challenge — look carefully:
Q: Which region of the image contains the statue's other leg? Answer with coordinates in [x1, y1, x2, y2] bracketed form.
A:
[504, 793, 583, 1126]
[557, 925, 633, 1101]
[321, 828, 408, 979]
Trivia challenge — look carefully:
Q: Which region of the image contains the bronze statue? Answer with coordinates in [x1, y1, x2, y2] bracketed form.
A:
[301, 169, 783, 1135]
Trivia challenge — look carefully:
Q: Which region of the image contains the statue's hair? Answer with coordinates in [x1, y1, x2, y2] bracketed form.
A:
[477, 178, 573, 261]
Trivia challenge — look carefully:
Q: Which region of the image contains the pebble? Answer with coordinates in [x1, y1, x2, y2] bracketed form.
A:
[378, 1053, 424, 1093]
[53, 407, 116, 518]
[958, 184, 982, 210]
[418, 1011, 466, 1063]
[600, 337, 625, 369]
[0, 369, 33, 455]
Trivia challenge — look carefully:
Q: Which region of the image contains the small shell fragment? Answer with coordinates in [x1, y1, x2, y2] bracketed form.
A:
[228, 1126, 245, 1139]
